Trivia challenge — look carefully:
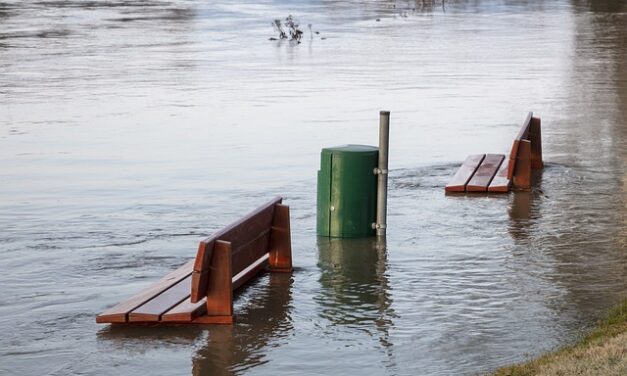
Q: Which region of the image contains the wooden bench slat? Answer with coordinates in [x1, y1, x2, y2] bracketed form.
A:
[231, 229, 271, 277]
[445, 154, 485, 192]
[161, 297, 207, 322]
[233, 253, 269, 291]
[488, 157, 511, 192]
[128, 274, 193, 322]
[466, 154, 505, 192]
[193, 197, 280, 274]
[211, 197, 280, 253]
[95, 260, 194, 323]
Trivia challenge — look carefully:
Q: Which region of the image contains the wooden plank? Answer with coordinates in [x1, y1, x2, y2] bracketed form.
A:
[207, 197, 280, 254]
[233, 253, 269, 291]
[445, 154, 485, 192]
[96, 259, 194, 324]
[268, 204, 293, 272]
[194, 197, 283, 272]
[128, 275, 193, 322]
[231, 229, 271, 276]
[161, 296, 207, 322]
[466, 154, 505, 192]
[488, 157, 511, 192]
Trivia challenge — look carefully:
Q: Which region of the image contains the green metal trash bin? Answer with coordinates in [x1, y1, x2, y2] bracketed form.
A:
[317, 144, 379, 238]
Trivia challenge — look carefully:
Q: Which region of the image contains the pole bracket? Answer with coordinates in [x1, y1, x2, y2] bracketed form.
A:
[373, 168, 388, 175]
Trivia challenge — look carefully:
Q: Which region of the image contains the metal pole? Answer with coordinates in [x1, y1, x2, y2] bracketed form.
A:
[376, 111, 390, 237]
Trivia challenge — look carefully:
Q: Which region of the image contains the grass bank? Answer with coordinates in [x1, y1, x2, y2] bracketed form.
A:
[491, 299, 627, 376]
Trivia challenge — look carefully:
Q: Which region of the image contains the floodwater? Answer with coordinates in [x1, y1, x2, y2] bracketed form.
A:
[1, 0, 625, 375]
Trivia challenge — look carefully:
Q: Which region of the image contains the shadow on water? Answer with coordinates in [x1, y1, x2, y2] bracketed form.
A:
[316, 237, 395, 358]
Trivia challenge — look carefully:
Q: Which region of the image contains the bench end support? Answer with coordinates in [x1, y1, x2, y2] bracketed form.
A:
[512, 140, 532, 191]
[268, 204, 293, 272]
[530, 116, 543, 169]
[205, 240, 234, 318]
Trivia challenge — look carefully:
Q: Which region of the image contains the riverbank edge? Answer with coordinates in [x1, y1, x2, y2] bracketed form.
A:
[490, 299, 627, 376]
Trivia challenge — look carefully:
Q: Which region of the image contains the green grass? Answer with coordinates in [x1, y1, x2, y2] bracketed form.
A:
[491, 299, 627, 376]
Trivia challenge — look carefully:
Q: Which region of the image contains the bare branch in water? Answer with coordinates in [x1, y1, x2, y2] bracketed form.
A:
[270, 15, 306, 43]
[284, 15, 303, 42]
[272, 19, 287, 40]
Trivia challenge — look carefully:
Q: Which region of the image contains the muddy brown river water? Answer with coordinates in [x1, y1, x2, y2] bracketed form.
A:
[1, 1, 626, 375]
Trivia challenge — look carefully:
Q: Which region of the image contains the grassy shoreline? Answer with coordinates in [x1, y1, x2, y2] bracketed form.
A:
[491, 299, 627, 376]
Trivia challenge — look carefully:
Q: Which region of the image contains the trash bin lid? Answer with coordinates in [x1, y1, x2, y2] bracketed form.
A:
[321, 144, 378, 157]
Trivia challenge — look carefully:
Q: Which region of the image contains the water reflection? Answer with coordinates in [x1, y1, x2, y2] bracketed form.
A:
[571, 0, 627, 13]
[507, 169, 545, 242]
[192, 273, 293, 375]
[97, 324, 204, 348]
[316, 237, 395, 351]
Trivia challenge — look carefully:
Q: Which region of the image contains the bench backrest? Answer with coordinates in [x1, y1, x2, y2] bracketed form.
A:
[506, 112, 543, 183]
[190, 196, 289, 303]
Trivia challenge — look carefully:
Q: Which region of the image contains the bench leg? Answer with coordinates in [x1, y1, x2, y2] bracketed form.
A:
[205, 240, 233, 320]
[513, 140, 532, 191]
[529, 117, 543, 169]
[268, 204, 293, 272]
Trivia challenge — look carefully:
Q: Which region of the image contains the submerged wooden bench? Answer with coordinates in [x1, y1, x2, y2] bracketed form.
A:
[96, 197, 292, 325]
[445, 112, 543, 193]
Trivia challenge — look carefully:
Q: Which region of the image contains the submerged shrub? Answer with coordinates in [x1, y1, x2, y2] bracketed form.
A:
[270, 15, 304, 43]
